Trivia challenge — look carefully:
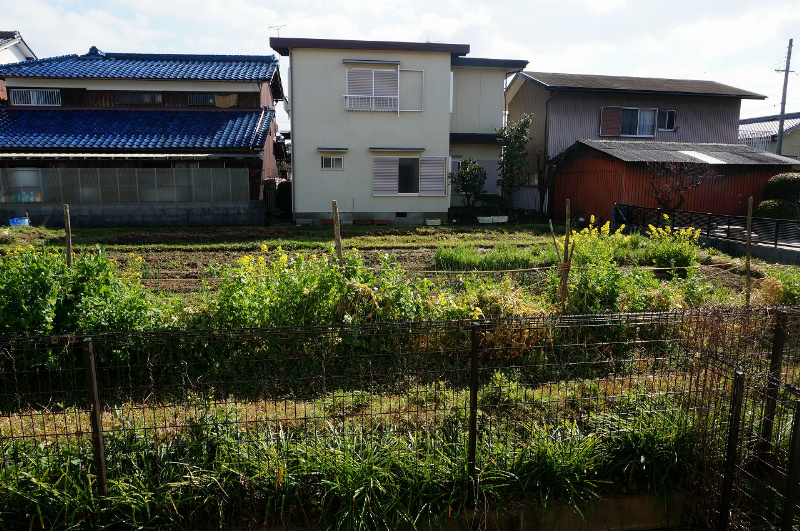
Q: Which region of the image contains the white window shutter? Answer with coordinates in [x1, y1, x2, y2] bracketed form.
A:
[373, 156, 399, 196]
[347, 69, 373, 95]
[373, 69, 398, 111]
[373, 69, 398, 96]
[419, 157, 446, 196]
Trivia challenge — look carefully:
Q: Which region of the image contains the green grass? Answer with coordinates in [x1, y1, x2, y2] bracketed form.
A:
[1, 223, 559, 254]
[0, 394, 697, 531]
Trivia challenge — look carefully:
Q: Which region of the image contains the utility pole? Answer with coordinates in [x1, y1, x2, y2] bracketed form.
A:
[776, 38, 793, 155]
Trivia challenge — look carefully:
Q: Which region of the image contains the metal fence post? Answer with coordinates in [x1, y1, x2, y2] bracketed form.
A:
[82, 338, 109, 522]
[467, 322, 480, 509]
[759, 310, 788, 457]
[775, 220, 781, 248]
[780, 401, 800, 531]
[718, 371, 745, 531]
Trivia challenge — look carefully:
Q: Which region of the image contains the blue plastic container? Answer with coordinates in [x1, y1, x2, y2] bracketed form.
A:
[9, 217, 29, 227]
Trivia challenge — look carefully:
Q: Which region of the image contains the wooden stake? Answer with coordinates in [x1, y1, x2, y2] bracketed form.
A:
[63, 204, 72, 267]
[559, 200, 571, 313]
[746, 196, 753, 308]
[332, 200, 343, 267]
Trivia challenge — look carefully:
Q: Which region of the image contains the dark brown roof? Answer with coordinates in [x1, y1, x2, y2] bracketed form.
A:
[270, 38, 469, 57]
[520, 71, 765, 100]
[451, 57, 528, 69]
[577, 140, 795, 164]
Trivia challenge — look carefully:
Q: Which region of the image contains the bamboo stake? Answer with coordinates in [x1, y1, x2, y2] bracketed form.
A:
[332, 200, 343, 267]
[549, 219, 562, 262]
[63, 204, 72, 267]
[746, 196, 753, 308]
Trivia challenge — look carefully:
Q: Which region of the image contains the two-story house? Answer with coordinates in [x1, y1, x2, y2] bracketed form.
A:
[270, 37, 526, 225]
[0, 31, 36, 65]
[739, 112, 800, 165]
[0, 46, 284, 227]
[506, 72, 794, 219]
[0, 30, 36, 104]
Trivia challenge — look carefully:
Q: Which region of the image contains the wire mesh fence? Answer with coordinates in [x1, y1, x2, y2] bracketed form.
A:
[1, 307, 799, 529]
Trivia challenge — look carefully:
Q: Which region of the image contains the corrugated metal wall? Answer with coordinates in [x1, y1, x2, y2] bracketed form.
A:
[553, 152, 787, 221]
[547, 93, 741, 159]
[506, 79, 549, 173]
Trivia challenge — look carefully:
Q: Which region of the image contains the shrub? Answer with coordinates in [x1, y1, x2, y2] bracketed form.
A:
[754, 199, 800, 220]
[644, 217, 701, 268]
[449, 157, 487, 219]
[0, 246, 155, 336]
[203, 247, 430, 328]
[478, 194, 509, 215]
[275, 180, 292, 218]
[763, 172, 800, 202]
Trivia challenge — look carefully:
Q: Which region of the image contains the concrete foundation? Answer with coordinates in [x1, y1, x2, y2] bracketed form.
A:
[294, 211, 448, 226]
[1, 202, 268, 228]
[703, 236, 800, 265]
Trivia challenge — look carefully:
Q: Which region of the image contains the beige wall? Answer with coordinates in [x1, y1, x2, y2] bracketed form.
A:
[767, 130, 800, 165]
[450, 67, 506, 134]
[449, 143, 500, 161]
[289, 48, 452, 219]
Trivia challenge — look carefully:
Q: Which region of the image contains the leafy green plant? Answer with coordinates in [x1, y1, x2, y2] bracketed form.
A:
[763, 172, 800, 202]
[754, 199, 800, 220]
[644, 217, 701, 268]
[0, 246, 156, 336]
[449, 157, 487, 220]
[497, 113, 533, 211]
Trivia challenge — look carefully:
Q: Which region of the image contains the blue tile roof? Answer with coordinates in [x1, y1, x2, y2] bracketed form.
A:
[0, 46, 278, 81]
[0, 108, 275, 151]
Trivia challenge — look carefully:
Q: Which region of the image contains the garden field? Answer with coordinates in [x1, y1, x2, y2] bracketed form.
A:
[2, 218, 799, 337]
[2, 221, 800, 530]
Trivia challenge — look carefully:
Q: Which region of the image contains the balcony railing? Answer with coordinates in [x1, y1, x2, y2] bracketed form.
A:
[0, 167, 250, 205]
[344, 95, 399, 112]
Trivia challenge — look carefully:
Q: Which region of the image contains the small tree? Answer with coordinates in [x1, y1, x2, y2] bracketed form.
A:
[449, 157, 487, 220]
[646, 161, 716, 210]
[497, 113, 533, 211]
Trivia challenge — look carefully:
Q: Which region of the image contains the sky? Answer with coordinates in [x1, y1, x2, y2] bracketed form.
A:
[4, 0, 799, 130]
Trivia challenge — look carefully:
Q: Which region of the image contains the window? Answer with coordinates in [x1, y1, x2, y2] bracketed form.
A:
[188, 93, 238, 108]
[398, 158, 419, 193]
[373, 156, 446, 196]
[11, 89, 61, 106]
[600, 106, 657, 137]
[321, 156, 343, 170]
[114, 91, 163, 105]
[345, 68, 399, 111]
[658, 109, 676, 131]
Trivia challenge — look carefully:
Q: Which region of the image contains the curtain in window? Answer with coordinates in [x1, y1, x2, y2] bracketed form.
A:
[637, 109, 656, 136]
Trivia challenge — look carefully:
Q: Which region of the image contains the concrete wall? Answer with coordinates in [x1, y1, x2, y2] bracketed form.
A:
[1, 202, 267, 228]
[289, 47, 452, 220]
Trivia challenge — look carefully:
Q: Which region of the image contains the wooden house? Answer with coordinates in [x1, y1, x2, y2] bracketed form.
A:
[0, 47, 285, 227]
[505, 71, 767, 215]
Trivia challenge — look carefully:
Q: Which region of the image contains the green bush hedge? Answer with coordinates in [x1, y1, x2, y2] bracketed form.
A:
[763, 172, 800, 202]
[754, 199, 800, 220]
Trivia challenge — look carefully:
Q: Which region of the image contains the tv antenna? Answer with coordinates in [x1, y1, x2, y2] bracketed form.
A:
[269, 24, 288, 37]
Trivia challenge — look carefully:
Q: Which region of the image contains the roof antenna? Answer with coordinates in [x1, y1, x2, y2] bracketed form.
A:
[269, 25, 287, 37]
